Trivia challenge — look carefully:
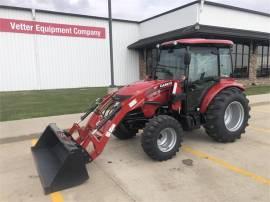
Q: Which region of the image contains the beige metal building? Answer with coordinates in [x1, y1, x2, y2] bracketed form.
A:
[0, 1, 269, 91]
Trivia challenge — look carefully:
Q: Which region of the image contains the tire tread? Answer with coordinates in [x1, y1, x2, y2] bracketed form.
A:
[141, 115, 183, 161]
[204, 88, 250, 143]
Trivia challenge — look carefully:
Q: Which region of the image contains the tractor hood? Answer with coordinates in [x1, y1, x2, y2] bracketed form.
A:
[117, 80, 173, 96]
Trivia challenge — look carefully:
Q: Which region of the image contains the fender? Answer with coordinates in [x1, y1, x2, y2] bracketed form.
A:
[200, 79, 244, 113]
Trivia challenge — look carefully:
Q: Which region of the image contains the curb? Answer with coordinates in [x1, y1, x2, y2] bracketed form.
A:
[0, 133, 40, 145]
[250, 101, 270, 107]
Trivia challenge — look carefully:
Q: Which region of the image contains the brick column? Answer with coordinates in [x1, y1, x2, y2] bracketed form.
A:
[249, 42, 258, 85]
[139, 49, 147, 80]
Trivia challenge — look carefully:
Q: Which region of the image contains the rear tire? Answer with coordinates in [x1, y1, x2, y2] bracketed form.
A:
[113, 123, 138, 140]
[141, 115, 183, 161]
[204, 88, 250, 142]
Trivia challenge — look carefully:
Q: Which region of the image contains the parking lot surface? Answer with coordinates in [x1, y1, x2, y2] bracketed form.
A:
[0, 103, 269, 202]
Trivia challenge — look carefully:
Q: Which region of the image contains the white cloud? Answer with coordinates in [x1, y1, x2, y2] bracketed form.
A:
[0, 0, 269, 20]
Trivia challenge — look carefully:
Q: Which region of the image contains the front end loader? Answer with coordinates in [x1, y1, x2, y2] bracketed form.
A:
[32, 38, 250, 194]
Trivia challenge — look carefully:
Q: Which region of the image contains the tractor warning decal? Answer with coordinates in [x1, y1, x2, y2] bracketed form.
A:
[128, 99, 137, 108]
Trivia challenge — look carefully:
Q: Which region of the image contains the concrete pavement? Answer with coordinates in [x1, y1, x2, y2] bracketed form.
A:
[0, 103, 269, 202]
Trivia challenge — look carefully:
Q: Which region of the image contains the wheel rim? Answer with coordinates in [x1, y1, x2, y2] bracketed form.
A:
[224, 101, 245, 132]
[157, 128, 177, 152]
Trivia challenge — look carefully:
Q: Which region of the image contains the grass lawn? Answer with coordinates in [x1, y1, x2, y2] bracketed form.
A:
[0, 87, 107, 122]
[245, 85, 270, 95]
[0, 85, 269, 122]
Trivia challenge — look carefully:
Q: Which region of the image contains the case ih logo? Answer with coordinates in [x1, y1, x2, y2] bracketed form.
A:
[0, 18, 106, 39]
[160, 82, 173, 88]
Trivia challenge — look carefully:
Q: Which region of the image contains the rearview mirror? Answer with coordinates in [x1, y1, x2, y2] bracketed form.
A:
[184, 51, 191, 66]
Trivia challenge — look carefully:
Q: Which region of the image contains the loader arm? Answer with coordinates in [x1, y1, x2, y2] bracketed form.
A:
[68, 92, 146, 161]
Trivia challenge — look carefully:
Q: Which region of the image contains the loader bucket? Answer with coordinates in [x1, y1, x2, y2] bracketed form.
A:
[31, 123, 89, 194]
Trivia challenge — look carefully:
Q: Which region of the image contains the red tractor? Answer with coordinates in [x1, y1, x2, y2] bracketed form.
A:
[32, 38, 250, 194]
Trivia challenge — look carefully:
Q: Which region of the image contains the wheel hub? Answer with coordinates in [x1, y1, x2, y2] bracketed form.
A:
[157, 128, 177, 152]
[224, 101, 244, 132]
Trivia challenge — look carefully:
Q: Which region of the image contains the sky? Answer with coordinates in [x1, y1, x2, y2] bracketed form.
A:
[1, 0, 269, 21]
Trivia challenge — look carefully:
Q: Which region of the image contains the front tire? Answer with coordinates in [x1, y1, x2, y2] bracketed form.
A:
[113, 123, 138, 140]
[141, 115, 183, 161]
[204, 88, 250, 142]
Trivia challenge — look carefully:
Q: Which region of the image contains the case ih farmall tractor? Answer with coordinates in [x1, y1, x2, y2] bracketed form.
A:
[32, 38, 250, 194]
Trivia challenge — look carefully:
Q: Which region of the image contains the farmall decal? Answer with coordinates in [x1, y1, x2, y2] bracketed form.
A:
[0, 18, 105, 39]
[159, 82, 173, 88]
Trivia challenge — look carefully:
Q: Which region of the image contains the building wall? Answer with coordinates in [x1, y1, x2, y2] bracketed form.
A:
[0, 8, 140, 91]
[139, 4, 198, 39]
[199, 4, 270, 33]
[0, 8, 38, 91]
[112, 21, 140, 86]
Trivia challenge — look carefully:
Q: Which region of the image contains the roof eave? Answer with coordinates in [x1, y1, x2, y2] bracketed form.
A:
[128, 24, 270, 49]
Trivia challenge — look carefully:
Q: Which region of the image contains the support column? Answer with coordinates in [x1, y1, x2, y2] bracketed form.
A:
[249, 41, 258, 85]
[139, 49, 147, 80]
[108, 0, 115, 87]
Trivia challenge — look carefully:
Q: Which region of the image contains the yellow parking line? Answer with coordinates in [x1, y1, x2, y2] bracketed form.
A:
[50, 192, 64, 202]
[31, 139, 38, 146]
[249, 126, 270, 134]
[31, 139, 65, 202]
[182, 145, 270, 186]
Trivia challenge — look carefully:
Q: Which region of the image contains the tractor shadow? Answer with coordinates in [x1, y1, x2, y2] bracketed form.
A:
[106, 128, 216, 163]
[136, 127, 214, 146]
[182, 127, 213, 143]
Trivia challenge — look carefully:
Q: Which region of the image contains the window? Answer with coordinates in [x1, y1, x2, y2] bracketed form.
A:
[189, 47, 218, 82]
[219, 48, 233, 77]
[256, 45, 270, 78]
[156, 47, 186, 80]
[232, 44, 249, 78]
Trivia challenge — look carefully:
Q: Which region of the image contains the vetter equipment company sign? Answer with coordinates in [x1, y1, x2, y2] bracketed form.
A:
[0, 18, 105, 39]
